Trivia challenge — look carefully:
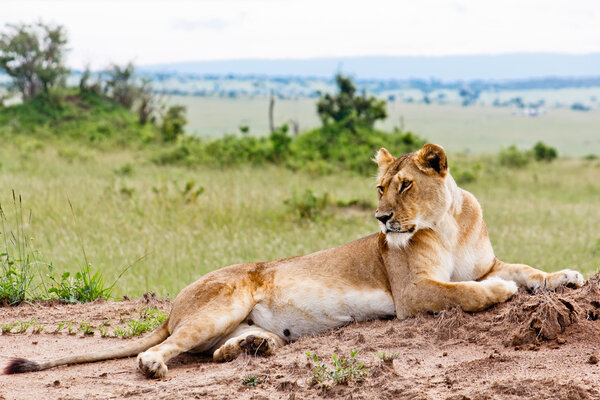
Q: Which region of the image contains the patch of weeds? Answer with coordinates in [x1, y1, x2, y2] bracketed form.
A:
[98, 320, 111, 337]
[582, 154, 598, 161]
[284, 189, 330, 220]
[376, 351, 403, 363]
[119, 186, 135, 198]
[31, 321, 45, 334]
[180, 180, 204, 204]
[0, 193, 37, 306]
[241, 375, 262, 387]
[67, 321, 76, 335]
[306, 350, 369, 386]
[1, 322, 17, 333]
[114, 307, 168, 338]
[46, 263, 113, 303]
[14, 320, 32, 334]
[78, 321, 94, 335]
[114, 162, 134, 176]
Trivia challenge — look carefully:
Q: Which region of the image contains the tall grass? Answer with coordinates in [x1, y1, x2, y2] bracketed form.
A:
[0, 192, 38, 305]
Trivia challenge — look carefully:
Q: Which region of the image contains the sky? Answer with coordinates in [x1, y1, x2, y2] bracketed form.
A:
[2, 0, 600, 69]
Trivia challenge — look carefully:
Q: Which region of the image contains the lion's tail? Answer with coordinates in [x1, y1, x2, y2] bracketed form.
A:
[3, 319, 170, 375]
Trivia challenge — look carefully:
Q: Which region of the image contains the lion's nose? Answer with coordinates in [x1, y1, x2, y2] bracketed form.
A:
[376, 212, 393, 224]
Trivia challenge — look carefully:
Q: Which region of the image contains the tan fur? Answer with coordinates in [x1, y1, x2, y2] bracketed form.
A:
[6, 143, 584, 379]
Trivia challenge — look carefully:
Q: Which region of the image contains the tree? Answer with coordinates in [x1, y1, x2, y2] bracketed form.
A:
[317, 74, 387, 130]
[0, 22, 69, 100]
[161, 105, 187, 141]
[105, 62, 137, 109]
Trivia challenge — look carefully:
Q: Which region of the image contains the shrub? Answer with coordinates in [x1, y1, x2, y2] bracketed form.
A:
[499, 145, 530, 168]
[284, 189, 330, 220]
[532, 141, 558, 162]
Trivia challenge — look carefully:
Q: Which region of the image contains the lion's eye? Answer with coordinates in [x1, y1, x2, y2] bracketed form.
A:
[377, 186, 384, 195]
[399, 181, 412, 194]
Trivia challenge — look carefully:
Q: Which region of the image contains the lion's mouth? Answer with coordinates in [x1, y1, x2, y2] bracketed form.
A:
[387, 225, 415, 234]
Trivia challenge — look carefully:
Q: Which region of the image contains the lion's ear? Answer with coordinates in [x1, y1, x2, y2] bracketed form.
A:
[415, 143, 448, 177]
[374, 147, 395, 173]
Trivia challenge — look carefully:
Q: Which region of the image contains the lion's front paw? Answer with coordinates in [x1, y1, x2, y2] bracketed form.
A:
[137, 351, 168, 379]
[546, 269, 584, 290]
[482, 277, 518, 302]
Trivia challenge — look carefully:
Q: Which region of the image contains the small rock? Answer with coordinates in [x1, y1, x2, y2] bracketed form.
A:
[557, 336, 566, 344]
[53, 380, 60, 387]
[587, 355, 598, 365]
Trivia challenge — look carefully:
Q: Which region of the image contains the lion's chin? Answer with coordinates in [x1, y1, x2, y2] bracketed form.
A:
[384, 231, 414, 248]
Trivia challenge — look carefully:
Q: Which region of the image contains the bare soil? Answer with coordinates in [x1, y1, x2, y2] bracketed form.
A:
[2, 278, 600, 400]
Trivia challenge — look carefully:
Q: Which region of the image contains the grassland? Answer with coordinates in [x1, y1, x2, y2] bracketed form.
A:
[169, 96, 600, 156]
[1, 140, 598, 299]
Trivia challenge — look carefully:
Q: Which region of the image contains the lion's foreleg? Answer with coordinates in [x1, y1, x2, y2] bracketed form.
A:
[401, 277, 517, 316]
[483, 258, 584, 291]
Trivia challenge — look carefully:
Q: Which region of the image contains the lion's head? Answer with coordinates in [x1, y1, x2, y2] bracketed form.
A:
[374, 143, 453, 248]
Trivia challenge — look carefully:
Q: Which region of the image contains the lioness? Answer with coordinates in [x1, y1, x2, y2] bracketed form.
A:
[5, 143, 584, 379]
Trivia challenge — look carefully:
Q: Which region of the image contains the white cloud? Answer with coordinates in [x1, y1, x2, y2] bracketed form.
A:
[1, 0, 599, 69]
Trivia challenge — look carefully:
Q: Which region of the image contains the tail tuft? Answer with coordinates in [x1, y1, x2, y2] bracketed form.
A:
[4, 358, 41, 374]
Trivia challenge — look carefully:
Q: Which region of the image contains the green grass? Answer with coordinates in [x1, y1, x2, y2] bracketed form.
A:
[0, 141, 598, 298]
[113, 307, 168, 338]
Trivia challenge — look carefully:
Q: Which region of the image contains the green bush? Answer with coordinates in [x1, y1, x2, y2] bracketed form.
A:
[284, 189, 330, 220]
[532, 141, 558, 162]
[499, 145, 530, 168]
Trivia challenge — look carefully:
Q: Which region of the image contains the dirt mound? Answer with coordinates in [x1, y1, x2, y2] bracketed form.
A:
[1, 279, 600, 399]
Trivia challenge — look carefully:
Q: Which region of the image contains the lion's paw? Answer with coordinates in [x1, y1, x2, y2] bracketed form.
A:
[482, 277, 518, 302]
[239, 334, 275, 357]
[137, 351, 168, 379]
[213, 342, 242, 362]
[546, 269, 584, 290]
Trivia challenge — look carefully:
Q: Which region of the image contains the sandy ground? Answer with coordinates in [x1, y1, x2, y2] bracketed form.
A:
[1, 279, 600, 400]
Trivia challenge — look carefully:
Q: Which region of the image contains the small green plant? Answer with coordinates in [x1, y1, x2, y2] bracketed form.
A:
[499, 145, 530, 168]
[284, 189, 330, 220]
[1, 322, 17, 333]
[15, 320, 32, 334]
[31, 321, 45, 334]
[67, 321, 75, 335]
[306, 350, 369, 386]
[98, 320, 110, 337]
[46, 263, 113, 303]
[376, 351, 402, 363]
[55, 320, 66, 334]
[78, 321, 94, 335]
[241, 375, 262, 387]
[114, 307, 168, 338]
[114, 162, 134, 176]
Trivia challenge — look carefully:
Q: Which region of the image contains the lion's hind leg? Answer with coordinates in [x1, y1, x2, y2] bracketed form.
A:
[484, 258, 584, 291]
[213, 323, 285, 362]
[137, 288, 257, 378]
